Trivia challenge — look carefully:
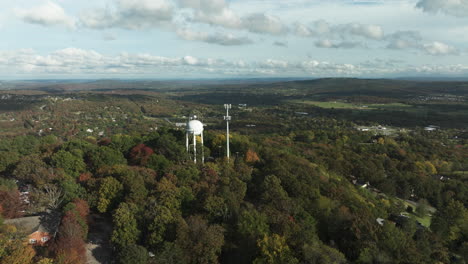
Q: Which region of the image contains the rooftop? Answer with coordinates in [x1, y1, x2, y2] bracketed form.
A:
[4, 215, 58, 234]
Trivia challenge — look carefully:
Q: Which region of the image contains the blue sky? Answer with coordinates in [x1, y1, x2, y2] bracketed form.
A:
[1, 0, 468, 79]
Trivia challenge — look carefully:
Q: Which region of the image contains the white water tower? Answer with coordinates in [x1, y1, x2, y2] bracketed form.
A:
[186, 116, 204, 163]
[224, 104, 231, 162]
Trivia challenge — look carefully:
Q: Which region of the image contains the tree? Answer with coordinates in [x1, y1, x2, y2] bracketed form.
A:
[53, 205, 88, 264]
[51, 150, 86, 178]
[129, 144, 154, 166]
[254, 234, 298, 264]
[30, 184, 64, 211]
[0, 189, 25, 219]
[0, 151, 19, 173]
[117, 244, 148, 264]
[415, 199, 428, 218]
[86, 146, 127, 171]
[245, 149, 260, 163]
[147, 154, 172, 175]
[302, 242, 347, 264]
[0, 244, 35, 264]
[111, 203, 140, 249]
[96, 177, 123, 213]
[431, 199, 468, 244]
[13, 154, 55, 186]
[238, 207, 269, 240]
[37, 258, 55, 264]
[176, 215, 224, 264]
[0, 223, 36, 264]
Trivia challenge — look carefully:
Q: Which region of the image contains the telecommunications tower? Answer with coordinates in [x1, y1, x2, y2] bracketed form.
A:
[224, 104, 231, 161]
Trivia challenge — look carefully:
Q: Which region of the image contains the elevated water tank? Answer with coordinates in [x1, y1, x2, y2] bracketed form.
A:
[186, 120, 204, 135]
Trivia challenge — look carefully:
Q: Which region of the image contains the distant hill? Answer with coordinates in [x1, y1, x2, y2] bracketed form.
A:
[1, 78, 467, 101]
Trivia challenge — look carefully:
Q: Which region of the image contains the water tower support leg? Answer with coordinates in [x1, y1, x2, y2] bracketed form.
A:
[193, 133, 197, 163]
[186, 133, 189, 152]
[201, 132, 204, 164]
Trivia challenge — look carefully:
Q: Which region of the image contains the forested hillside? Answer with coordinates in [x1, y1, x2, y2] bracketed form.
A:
[0, 80, 467, 264]
[1, 125, 467, 263]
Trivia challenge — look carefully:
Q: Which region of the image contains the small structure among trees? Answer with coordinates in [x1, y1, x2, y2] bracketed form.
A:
[4, 215, 58, 245]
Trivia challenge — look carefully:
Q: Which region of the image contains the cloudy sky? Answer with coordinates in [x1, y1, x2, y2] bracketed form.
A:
[1, 0, 468, 79]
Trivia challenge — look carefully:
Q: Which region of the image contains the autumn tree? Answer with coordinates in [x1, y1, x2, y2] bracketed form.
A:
[0, 224, 35, 264]
[0, 189, 25, 219]
[53, 203, 88, 264]
[129, 144, 154, 166]
[245, 149, 260, 163]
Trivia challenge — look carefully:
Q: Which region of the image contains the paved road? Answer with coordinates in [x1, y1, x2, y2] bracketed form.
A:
[86, 214, 113, 264]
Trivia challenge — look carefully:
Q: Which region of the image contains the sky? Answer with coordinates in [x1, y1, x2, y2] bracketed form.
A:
[1, 0, 468, 79]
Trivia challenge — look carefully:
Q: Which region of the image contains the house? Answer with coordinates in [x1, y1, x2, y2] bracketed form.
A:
[4, 216, 56, 245]
[376, 218, 385, 226]
[353, 179, 370, 189]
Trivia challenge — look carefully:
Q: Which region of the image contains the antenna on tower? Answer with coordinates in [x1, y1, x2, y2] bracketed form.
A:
[224, 104, 231, 162]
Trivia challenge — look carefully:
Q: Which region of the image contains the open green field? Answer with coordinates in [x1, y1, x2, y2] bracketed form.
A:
[289, 100, 413, 110]
[398, 199, 435, 227]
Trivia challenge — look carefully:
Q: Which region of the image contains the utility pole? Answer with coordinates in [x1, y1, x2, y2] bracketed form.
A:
[224, 104, 231, 162]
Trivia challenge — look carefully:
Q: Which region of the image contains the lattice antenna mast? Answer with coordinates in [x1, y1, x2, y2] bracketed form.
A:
[224, 104, 231, 162]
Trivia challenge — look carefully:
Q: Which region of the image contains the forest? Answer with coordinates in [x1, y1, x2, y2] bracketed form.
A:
[0, 78, 467, 264]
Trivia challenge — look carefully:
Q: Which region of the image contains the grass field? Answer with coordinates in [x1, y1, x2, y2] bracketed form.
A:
[398, 199, 435, 227]
[289, 100, 413, 110]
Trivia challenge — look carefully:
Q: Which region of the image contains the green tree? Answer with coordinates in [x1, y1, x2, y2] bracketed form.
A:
[13, 154, 54, 186]
[415, 199, 428, 218]
[51, 150, 86, 178]
[97, 177, 123, 213]
[0, 151, 19, 173]
[254, 234, 298, 264]
[147, 154, 172, 175]
[176, 215, 224, 264]
[111, 203, 140, 249]
[117, 244, 148, 264]
[431, 199, 468, 244]
[87, 146, 126, 171]
[238, 207, 269, 239]
[302, 242, 347, 264]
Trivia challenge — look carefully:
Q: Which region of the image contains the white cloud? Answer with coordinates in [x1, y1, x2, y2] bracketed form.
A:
[241, 13, 289, 35]
[341, 23, 384, 40]
[178, 0, 288, 35]
[386, 32, 459, 56]
[0, 48, 360, 76]
[191, 8, 242, 29]
[386, 31, 422, 49]
[273, 41, 288, 47]
[293, 23, 314, 37]
[423, 41, 459, 55]
[315, 39, 362, 49]
[293, 20, 382, 40]
[15, 1, 75, 29]
[416, 0, 468, 17]
[178, 0, 227, 14]
[80, 0, 174, 29]
[1, 47, 468, 77]
[103, 33, 117, 41]
[177, 29, 253, 45]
